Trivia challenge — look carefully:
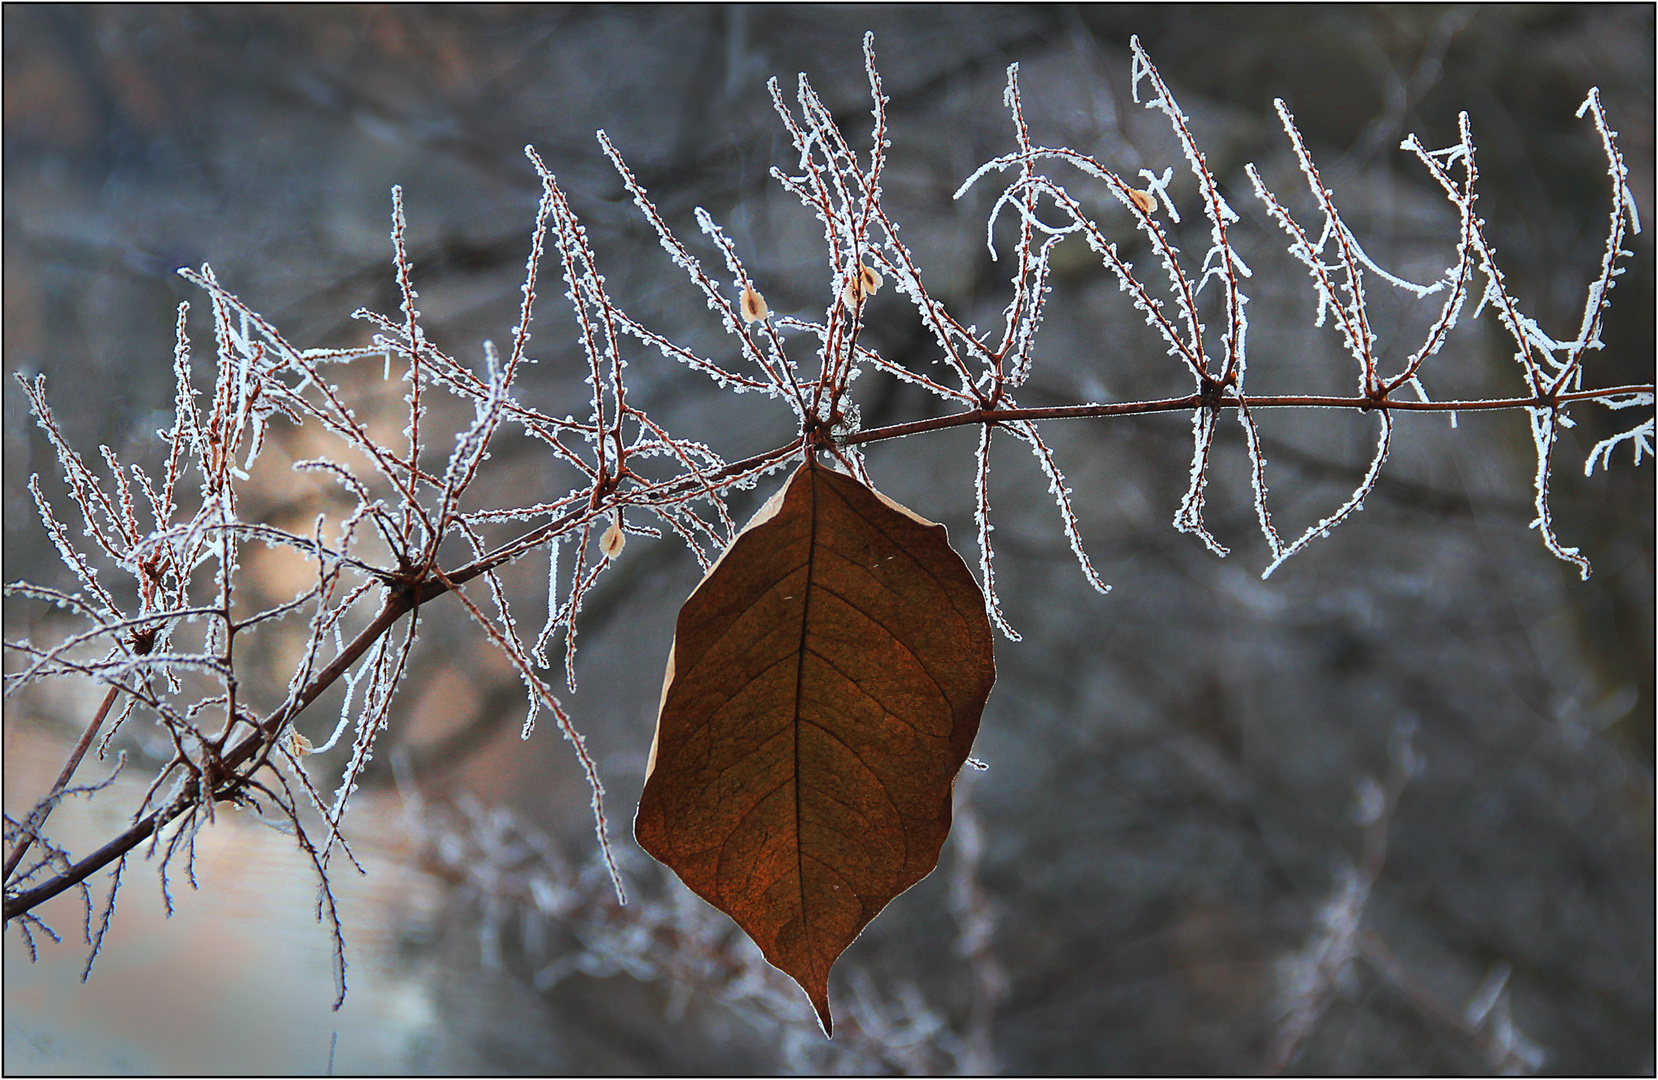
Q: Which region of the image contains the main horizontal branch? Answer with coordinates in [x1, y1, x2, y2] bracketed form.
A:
[5, 382, 1650, 923]
[844, 385, 1657, 445]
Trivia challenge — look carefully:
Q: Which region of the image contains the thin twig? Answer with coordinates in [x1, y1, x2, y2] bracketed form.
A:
[4, 683, 122, 884]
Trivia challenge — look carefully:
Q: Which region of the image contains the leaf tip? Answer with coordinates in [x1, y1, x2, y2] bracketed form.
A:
[806, 982, 834, 1037]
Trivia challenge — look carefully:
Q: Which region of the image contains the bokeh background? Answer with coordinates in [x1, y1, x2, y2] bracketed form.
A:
[5, 5, 1652, 1073]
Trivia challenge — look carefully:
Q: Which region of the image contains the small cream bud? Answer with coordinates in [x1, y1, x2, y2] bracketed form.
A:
[842, 262, 883, 309]
[601, 518, 626, 559]
[740, 285, 770, 324]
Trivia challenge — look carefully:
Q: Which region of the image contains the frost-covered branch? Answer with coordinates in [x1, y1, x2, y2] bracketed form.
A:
[5, 34, 1648, 1024]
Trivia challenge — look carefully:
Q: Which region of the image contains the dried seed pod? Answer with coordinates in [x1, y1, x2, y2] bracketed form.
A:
[286, 731, 315, 757]
[1128, 187, 1157, 214]
[740, 285, 770, 324]
[601, 517, 626, 559]
[841, 261, 884, 309]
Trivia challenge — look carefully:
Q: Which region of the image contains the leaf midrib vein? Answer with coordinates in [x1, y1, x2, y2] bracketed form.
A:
[791, 464, 818, 934]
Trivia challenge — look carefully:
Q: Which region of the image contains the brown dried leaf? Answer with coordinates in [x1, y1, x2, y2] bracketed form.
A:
[635, 458, 995, 1034]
